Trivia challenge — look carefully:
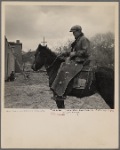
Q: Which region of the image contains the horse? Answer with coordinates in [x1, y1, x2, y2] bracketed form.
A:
[31, 44, 114, 109]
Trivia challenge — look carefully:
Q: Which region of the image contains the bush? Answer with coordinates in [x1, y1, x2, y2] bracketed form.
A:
[55, 40, 72, 55]
[90, 32, 114, 69]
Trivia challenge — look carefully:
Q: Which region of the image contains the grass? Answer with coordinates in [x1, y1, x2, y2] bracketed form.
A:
[4, 72, 110, 109]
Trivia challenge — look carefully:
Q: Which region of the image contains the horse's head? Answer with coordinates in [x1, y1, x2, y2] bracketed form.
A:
[31, 44, 56, 71]
[31, 44, 47, 71]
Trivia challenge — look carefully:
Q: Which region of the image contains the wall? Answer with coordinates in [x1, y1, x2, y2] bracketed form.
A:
[5, 37, 15, 80]
[9, 40, 23, 73]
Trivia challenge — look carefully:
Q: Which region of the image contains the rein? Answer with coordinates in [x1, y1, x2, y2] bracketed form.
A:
[46, 55, 61, 70]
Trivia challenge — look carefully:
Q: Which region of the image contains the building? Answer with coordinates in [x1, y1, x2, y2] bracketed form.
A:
[5, 37, 15, 80]
[9, 40, 23, 73]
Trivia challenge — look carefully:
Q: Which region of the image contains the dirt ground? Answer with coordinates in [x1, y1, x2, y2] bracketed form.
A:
[5, 71, 110, 109]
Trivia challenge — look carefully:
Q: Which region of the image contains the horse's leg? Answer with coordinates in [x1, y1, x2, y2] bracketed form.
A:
[55, 100, 65, 109]
[55, 79, 74, 109]
[52, 78, 74, 109]
[51, 91, 65, 109]
[55, 95, 65, 109]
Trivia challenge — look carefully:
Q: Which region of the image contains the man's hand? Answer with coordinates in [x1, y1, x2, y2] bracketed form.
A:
[65, 57, 71, 64]
[70, 51, 76, 57]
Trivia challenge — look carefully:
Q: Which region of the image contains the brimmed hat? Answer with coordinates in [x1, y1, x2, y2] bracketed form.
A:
[70, 25, 82, 32]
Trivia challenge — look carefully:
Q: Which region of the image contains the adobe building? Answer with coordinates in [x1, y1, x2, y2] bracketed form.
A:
[5, 37, 15, 80]
[9, 40, 23, 73]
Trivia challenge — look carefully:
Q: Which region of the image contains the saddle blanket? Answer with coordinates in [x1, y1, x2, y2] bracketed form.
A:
[51, 61, 83, 96]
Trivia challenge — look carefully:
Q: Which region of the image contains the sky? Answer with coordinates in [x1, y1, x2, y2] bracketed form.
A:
[4, 3, 115, 52]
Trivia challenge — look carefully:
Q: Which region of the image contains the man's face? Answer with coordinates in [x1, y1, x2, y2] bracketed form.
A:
[73, 30, 81, 39]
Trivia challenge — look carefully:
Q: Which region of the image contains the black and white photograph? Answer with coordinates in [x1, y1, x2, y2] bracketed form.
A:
[4, 2, 115, 109]
[1, 1, 119, 149]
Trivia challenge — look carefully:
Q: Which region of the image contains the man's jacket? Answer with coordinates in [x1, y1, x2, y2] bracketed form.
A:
[71, 34, 90, 63]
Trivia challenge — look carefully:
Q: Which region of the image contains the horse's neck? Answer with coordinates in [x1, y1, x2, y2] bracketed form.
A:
[45, 55, 62, 87]
[44, 52, 57, 69]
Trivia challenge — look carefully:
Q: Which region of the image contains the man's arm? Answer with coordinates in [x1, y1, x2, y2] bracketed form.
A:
[76, 38, 89, 56]
[70, 38, 90, 58]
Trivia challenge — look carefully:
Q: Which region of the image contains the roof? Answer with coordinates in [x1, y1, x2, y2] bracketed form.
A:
[9, 42, 22, 49]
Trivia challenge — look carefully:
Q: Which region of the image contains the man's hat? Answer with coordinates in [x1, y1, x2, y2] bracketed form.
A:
[70, 25, 82, 32]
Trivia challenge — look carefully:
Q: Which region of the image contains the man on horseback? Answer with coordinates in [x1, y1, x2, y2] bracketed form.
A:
[60, 25, 90, 63]
[51, 25, 90, 108]
[69, 25, 90, 62]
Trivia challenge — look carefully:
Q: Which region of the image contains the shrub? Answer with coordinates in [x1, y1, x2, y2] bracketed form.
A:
[90, 32, 114, 69]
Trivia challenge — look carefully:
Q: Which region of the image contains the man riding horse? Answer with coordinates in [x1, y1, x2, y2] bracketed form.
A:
[51, 25, 90, 108]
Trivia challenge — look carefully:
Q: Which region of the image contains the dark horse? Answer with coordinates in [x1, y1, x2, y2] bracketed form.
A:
[32, 44, 114, 109]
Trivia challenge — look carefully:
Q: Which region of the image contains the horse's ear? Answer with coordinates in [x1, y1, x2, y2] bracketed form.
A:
[38, 44, 43, 48]
[45, 44, 47, 47]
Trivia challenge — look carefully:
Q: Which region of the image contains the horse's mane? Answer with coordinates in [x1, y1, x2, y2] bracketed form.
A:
[38, 44, 57, 58]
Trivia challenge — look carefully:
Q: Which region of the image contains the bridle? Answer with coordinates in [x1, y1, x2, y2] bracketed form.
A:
[46, 55, 61, 70]
[36, 49, 61, 70]
[35, 46, 61, 70]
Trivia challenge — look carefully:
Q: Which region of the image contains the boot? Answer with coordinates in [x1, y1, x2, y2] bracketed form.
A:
[56, 100, 65, 109]
[55, 96, 66, 109]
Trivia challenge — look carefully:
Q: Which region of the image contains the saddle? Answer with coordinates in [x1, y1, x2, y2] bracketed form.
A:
[73, 65, 94, 89]
[51, 60, 93, 97]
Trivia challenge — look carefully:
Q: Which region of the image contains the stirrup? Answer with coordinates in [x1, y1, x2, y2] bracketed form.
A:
[55, 96, 66, 101]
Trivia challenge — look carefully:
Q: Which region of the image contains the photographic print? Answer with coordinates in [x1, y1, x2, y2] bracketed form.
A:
[3, 2, 116, 109]
[1, 1, 119, 149]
